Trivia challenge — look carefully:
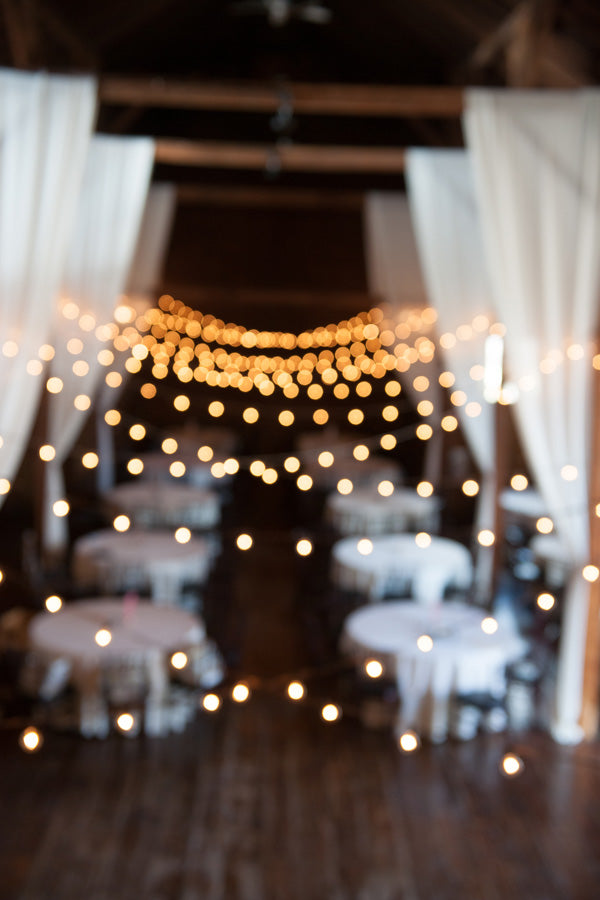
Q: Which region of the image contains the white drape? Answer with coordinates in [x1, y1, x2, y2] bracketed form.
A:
[464, 89, 600, 743]
[363, 193, 443, 484]
[43, 135, 155, 553]
[0, 69, 96, 504]
[96, 182, 176, 494]
[405, 150, 498, 596]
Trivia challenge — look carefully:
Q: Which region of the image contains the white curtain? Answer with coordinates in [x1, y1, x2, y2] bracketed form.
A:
[96, 182, 177, 493]
[43, 135, 155, 553]
[405, 149, 498, 596]
[464, 89, 600, 743]
[363, 193, 443, 485]
[0, 69, 96, 504]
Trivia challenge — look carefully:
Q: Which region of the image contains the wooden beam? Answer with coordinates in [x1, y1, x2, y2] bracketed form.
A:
[176, 184, 364, 210]
[1, 0, 36, 68]
[155, 138, 406, 173]
[580, 359, 600, 738]
[100, 77, 464, 118]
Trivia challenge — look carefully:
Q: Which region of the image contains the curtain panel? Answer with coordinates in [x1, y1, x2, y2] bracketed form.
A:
[464, 88, 600, 743]
[0, 69, 96, 505]
[43, 135, 155, 553]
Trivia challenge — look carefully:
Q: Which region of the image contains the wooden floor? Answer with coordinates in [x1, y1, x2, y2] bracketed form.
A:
[2, 474, 600, 899]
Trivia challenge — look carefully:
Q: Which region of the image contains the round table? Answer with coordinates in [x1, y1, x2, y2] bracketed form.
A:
[341, 601, 527, 742]
[326, 486, 441, 536]
[29, 599, 205, 737]
[331, 534, 473, 604]
[305, 456, 403, 492]
[103, 481, 221, 530]
[72, 528, 214, 605]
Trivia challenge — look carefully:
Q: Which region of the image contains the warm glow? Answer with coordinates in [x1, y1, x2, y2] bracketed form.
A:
[129, 424, 146, 441]
[171, 651, 188, 670]
[416, 481, 433, 498]
[296, 539, 313, 556]
[478, 529, 495, 547]
[398, 730, 420, 753]
[263, 468, 278, 484]
[224, 458, 240, 475]
[501, 753, 524, 777]
[0, 479, 10, 495]
[72, 360, 90, 377]
[313, 408, 329, 425]
[127, 458, 144, 476]
[318, 451, 334, 468]
[74, 394, 91, 411]
[377, 480, 394, 497]
[162, 438, 178, 454]
[284, 456, 301, 474]
[45, 595, 62, 613]
[243, 407, 259, 424]
[104, 409, 121, 426]
[510, 474, 529, 491]
[415, 532, 431, 549]
[95, 628, 112, 647]
[380, 434, 397, 451]
[116, 713, 135, 732]
[287, 681, 305, 700]
[353, 444, 370, 461]
[537, 592, 555, 611]
[208, 400, 225, 417]
[26, 359, 43, 376]
[53, 500, 69, 518]
[384, 380, 401, 397]
[357, 538, 373, 556]
[450, 390, 467, 407]
[417, 400, 433, 417]
[297, 474, 313, 491]
[439, 371, 455, 388]
[416, 424, 433, 440]
[232, 683, 250, 703]
[365, 659, 383, 679]
[170, 461, 186, 478]
[19, 727, 43, 753]
[250, 460, 266, 477]
[321, 703, 341, 722]
[441, 415, 458, 432]
[416, 634, 433, 653]
[278, 410, 295, 427]
[175, 527, 192, 544]
[348, 408, 365, 425]
[536, 517, 554, 534]
[413, 375, 429, 392]
[113, 515, 130, 533]
[46, 376, 63, 394]
[210, 461, 226, 479]
[561, 464, 578, 482]
[174, 395, 190, 412]
[236, 533, 253, 551]
[462, 479, 479, 497]
[582, 565, 600, 583]
[337, 478, 353, 495]
[481, 617, 498, 635]
[39, 444, 56, 462]
[105, 371, 123, 389]
[81, 452, 99, 470]
[202, 693, 221, 711]
[197, 445, 214, 462]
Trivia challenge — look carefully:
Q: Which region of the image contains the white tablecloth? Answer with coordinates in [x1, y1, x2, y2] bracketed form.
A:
[306, 456, 403, 491]
[29, 598, 206, 737]
[326, 486, 441, 536]
[529, 533, 572, 587]
[103, 481, 221, 530]
[331, 534, 473, 604]
[341, 601, 527, 741]
[72, 529, 214, 604]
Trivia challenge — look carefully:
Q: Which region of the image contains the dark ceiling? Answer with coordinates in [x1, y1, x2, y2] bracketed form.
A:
[3, 0, 600, 316]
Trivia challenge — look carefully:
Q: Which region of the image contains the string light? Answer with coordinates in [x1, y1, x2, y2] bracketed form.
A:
[45, 595, 62, 613]
[398, 730, 420, 753]
[236, 533, 253, 551]
[287, 681, 305, 700]
[171, 651, 188, 670]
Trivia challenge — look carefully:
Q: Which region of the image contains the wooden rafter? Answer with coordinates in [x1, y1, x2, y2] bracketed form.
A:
[155, 138, 406, 173]
[100, 77, 464, 118]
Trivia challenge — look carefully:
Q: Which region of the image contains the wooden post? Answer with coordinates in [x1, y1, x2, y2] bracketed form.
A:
[580, 358, 600, 738]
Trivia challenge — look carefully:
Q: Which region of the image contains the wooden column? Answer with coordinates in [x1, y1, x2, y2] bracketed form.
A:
[580, 357, 600, 738]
